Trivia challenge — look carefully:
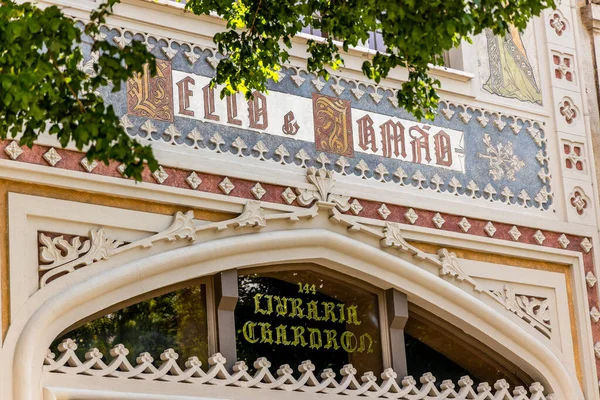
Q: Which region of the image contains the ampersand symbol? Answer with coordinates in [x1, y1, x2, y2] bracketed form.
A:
[282, 111, 300, 135]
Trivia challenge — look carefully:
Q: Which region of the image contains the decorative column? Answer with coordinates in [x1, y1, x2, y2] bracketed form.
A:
[385, 288, 409, 378]
[214, 269, 239, 369]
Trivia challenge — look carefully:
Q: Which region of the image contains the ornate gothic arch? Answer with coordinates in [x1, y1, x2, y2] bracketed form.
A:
[0, 186, 583, 398]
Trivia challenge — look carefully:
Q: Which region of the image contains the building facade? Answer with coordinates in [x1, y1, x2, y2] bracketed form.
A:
[1, 0, 600, 398]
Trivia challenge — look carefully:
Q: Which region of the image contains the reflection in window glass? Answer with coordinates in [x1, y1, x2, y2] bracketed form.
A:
[52, 284, 209, 367]
[235, 269, 383, 377]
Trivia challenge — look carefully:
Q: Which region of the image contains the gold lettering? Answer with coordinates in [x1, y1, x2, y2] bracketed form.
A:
[322, 302, 337, 322]
[275, 324, 290, 345]
[253, 293, 272, 315]
[264, 295, 273, 314]
[308, 327, 322, 350]
[341, 331, 358, 353]
[291, 326, 307, 347]
[357, 333, 374, 353]
[337, 303, 346, 324]
[274, 296, 288, 317]
[306, 300, 321, 321]
[346, 305, 362, 326]
[259, 322, 273, 344]
[242, 321, 259, 344]
[289, 298, 305, 319]
[323, 329, 340, 350]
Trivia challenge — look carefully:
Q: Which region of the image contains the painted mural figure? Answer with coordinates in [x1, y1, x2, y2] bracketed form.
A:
[483, 27, 542, 105]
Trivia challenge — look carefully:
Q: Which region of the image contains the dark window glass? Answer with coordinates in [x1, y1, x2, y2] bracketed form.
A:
[405, 333, 474, 384]
[405, 308, 531, 388]
[52, 284, 209, 367]
[235, 269, 383, 376]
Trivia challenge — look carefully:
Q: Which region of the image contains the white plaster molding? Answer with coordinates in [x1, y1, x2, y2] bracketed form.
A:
[42, 338, 554, 400]
[3, 227, 585, 399]
[489, 286, 551, 339]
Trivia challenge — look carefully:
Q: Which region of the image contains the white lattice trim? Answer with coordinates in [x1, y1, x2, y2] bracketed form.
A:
[45, 339, 554, 399]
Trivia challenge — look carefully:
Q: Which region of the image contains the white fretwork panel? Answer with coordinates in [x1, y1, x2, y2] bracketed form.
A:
[546, 6, 576, 47]
[563, 180, 595, 224]
[561, 135, 589, 179]
[553, 89, 584, 136]
[548, 46, 578, 90]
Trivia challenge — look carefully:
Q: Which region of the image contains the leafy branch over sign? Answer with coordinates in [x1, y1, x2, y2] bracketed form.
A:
[0, 0, 157, 180]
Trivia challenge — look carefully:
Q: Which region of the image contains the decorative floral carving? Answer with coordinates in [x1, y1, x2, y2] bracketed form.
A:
[251, 183, 267, 200]
[39, 210, 197, 286]
[478, 134, 525, 182]
[43, 147, 62, 167]
[186, 172, 202, 189]
[432, 213, 445, 228]
[230, 201, 266, 228]
[590, 307, 600, 323]
[219, 177, 235, 195]
[349, 199, 363, 215]
[438, 249, 481, 292]
[559, 98, 578, 124]
[4, 141, 23, 160]
[381, 222, 419, 255]
[405, 208, 418, 224]
[44, 339, 554, 400]
[377, 204, 391, 220]
[37, 201, 326, 286]
[80, 157, 98, 173]
[39, 233, 92, 269]
[581, 238, 593, 254]
[458, 218, 471, 233]
[296, 167, 350, 211]
[586, 272, 597, 288]
[152, 166, 169, 184]
[40, 230, 123, 286]
[557, 234, 570, 249]
[549, 12, 567, 36]
[552, 52, 574, 82]
[489, 285, 551, 338]
[563, 141, 584, 171]
[569, 188, 589, 216]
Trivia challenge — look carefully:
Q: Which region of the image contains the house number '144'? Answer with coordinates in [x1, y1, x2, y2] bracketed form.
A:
[298, 283, 317, 295]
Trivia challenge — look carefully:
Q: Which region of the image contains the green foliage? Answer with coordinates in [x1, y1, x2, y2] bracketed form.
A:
[1, 0, 553, 180]
[185, 0, 555, 119]
[0, 0, 157, 180]
[53, 285, 209, 366]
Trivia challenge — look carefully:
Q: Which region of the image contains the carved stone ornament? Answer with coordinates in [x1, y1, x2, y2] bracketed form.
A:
[44, 338, 554, 400]
[489, 285, 551, 338]
[295, 167, 350, 211]
[437, 249, 481, 292]
[37, 166, 553, 338]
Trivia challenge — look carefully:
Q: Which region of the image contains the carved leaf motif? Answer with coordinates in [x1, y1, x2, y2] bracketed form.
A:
[296, 167, 350, 211]
[39, 234, 91, 270]
[161, 211, 197, 242]
[490, 286, 551, 338]
[39, 229, 123, 286]
[232, 201, 266, 228]
[437, 248, 481, 291]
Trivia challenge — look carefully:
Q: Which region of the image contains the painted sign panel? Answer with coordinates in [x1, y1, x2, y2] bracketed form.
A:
[93, 25, 552, 211]
[235, 270, 383, 377]
[166, 70, 465, 172]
